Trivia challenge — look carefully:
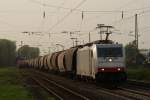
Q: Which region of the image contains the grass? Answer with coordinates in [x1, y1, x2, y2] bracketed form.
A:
[0, 67, 34, 100]
[2, 66, 148, 99]
[127, 66, 150, 82]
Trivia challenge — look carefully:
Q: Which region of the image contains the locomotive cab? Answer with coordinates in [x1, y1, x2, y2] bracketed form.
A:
[95, 44, 127, 84]
[76, 42, 127, 85]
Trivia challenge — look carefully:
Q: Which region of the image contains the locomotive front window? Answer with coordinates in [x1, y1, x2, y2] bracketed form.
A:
[97, 47, 123, 57]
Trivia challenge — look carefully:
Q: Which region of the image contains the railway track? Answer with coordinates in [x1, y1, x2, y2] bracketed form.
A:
[127, 79, 150, 89]
[100, 87, 150, 100]
[98, 80, 150, 100]
[119, 87, 150, 97]
[29, 73, 90, 100]
[30, 76, 63, 100]
[21, 69, 150, 100]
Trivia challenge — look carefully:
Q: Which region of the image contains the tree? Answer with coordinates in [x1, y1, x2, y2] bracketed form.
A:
[125, 40, 145, 66]
[0, 39, 16, 66]
[17, 45, 40, 59]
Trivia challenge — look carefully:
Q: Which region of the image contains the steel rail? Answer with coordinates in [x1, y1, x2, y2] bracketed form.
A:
[100, 87, 150, 100]
[127, 79, 150, 88]
[31, 76, 64, 100]
[33, 74, 90, 100]
[30, 70, 134, 100]
[25, 69, 150, 100]
[29, 70, 146, 100]
[119, 87, 150, 97]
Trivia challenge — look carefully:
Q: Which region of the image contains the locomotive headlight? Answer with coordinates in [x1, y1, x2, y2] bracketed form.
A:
[117, 68, 121, 71]
[109, 58, 112, 62]
[101, 68, 104, 71]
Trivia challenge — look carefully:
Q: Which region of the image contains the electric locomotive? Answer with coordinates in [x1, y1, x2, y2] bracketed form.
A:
[76, 42, 127, 85]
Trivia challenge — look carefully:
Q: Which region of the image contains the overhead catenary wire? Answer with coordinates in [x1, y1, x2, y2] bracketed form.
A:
[28, 0, 150, 32]
[111, 9, 150, 26]
[46, 0, 87, 33]
[137, 9, 150, 16]
[42, 7, 150, 42]
[76, 0, 150, 34]
[82, 6, 150, 14]
[123, 6, 150, 12]
[127, 25, 150, 34]
[28, 0, 150, 13]
[55, 0, 67, 26]
[115, 0, 141, 11]
[41, 8, 150, 34]
[109, 0, 147, 27]
[7, 0, 149, 48]
[28, 0, 82, 11]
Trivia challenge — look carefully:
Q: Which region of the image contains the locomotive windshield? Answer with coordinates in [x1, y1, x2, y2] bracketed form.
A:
[97, 47, 123, 57]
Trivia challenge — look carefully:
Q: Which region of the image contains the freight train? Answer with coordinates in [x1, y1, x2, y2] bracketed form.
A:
[18, 40, 127, 86]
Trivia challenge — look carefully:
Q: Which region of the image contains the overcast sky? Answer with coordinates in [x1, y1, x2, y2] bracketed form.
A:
[0, 0, 150, 55]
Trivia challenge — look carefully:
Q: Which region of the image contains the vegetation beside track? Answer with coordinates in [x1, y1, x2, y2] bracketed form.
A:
[0, 67, 34, 100]
[127, 66, 150, 82]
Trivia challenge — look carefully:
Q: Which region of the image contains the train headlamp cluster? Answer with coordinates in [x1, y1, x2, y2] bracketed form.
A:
[117, 68, 121, 71]
[108, 58, 112, 62]
[101, 68, 105, 71]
